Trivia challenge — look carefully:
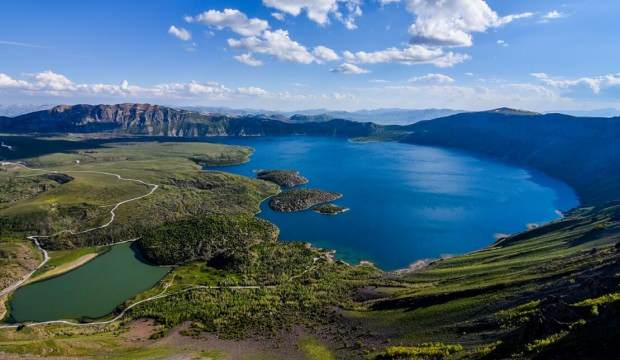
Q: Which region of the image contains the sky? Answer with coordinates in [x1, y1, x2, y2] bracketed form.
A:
[0, 0, 619, 112]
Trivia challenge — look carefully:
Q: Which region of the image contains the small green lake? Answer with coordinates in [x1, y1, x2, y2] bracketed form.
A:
[7, 242, 170, 323]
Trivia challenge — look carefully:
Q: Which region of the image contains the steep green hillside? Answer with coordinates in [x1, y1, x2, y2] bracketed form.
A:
[354, 203, 620, 359]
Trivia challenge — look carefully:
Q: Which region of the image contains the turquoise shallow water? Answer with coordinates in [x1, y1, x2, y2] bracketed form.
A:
[210, 136, 579, 270]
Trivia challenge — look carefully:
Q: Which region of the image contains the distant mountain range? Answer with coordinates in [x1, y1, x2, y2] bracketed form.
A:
[179, 106, 463, 125]
[0, 103, 382, 138]
[0, 104, 54, 117]
[2, 103, 620, 205]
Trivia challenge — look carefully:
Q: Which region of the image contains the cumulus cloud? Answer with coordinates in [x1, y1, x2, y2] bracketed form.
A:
[234, 53, 264, 66]
[330, 63, 369, 74]
[343, 45, 470, 67]
[237, 86, 268, 96]
[262, 0, 362, 29]
[0, 73, 29, 88]
[271, 12, 285, 21]
[531, 72, 620, 94]
[0, 70, 273, 101]
[168, 25, 192, 41]
[182, 8, 339, 66]
[542, 10, 565, 21]
[228, 29, 315, 64]
[185, 9, 269, 37]
[313, 45, 340, 62]
[405, 0, 532, 47]
[409, 73, 455, 83]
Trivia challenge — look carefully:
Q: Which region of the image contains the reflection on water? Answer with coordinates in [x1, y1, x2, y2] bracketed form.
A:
[210, 136, 579, 270]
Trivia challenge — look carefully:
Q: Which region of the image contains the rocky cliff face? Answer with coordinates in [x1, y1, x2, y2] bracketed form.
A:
[0, 103, 381, 138]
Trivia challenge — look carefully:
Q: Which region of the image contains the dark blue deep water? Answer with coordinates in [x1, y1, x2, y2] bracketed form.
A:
[210, 137, 578, 270]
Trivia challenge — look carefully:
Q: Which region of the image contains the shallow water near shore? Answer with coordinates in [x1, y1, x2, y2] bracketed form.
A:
[210, 136, 579, 270]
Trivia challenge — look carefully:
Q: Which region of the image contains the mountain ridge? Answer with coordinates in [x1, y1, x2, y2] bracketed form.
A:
[0, 103, 382, 138]
[404, 110, 620, 205]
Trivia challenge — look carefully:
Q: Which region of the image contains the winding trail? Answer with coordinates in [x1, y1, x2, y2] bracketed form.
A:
[0, 161, 321, 330]
[0, 161, 158, 298]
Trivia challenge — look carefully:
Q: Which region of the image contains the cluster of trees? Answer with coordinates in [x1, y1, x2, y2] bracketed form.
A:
[137, 215, 278, 265]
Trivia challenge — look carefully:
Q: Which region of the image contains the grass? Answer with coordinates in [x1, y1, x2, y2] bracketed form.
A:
[0, 138, 277, 250]
[349, 204, 620, 357]
[28, 246, 104, 283]
[299, 336, 335, 360]
[1, 135, 619, 359]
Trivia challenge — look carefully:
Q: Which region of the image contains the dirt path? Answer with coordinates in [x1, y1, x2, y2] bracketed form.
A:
[0, 161, 321, 330]
[0, 162, 159, 297]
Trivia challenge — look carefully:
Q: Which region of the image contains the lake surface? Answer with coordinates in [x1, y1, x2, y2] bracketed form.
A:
[8, 243, 169, 323]
[210, 136, 578, 270]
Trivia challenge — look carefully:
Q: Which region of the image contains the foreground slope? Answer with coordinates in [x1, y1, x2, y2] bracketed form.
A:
[353, 203, 620, 359]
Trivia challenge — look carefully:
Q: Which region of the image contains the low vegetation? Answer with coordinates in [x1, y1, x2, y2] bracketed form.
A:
[313, 203, 349, 215]
[138, 215, 279, 265]
[269, 188, 342, 212]
[1, 135, 619, 359]
[256, 169, 308, 188]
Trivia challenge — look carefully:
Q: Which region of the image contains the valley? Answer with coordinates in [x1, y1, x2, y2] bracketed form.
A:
[0, 106, 617, 360]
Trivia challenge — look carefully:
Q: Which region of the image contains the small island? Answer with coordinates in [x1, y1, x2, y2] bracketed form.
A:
[313, 203, 349, 215]
[269, 188, 341, 212]
[256, 169, 308, 188]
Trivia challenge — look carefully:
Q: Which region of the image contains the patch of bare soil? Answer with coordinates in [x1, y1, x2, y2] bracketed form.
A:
[154, 322, 310, 360]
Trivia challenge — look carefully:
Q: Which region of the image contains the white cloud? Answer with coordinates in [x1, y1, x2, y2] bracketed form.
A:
[409, 73, 455, 83]
[188, 9, 337, 65]
[542, 10, 565, 21]
[228, 29, 315, 64]
[234, 53, 264, 66]
[343, 45, 470, 67]
[313, 45, 340, 62]
[262, 0, 362, 29]
[0, 70, 275, 101]
[168, 25, 192, 41]
[369, 79, 391, 83]
[0, 40, 47, 48]
[405, 0, 532, 47]
[185, 9, 269, 37]
[465, 72, 474, 76]
[0, 73, 29, 88]
[271, 12, 285, 21]
[31, 70, 75, 91]
[237, 86, 268, 96]
[531, 72, 620, 94]
[330, 63, 369, 74]
[497, 39, 508, 47]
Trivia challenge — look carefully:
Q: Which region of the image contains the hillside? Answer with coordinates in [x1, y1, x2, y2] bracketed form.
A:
[0, 103, 383, 138]
[404, 109, 620, 205]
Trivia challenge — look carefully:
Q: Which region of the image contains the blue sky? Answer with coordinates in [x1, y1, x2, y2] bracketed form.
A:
[0, 0, 618, 111]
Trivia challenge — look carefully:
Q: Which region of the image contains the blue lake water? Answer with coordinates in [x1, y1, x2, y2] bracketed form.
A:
[209, 136, 578, 270]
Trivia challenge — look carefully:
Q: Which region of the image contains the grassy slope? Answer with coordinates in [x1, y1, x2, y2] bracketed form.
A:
[0, 138, 277, 301]
[353, 204, 620, 359]
[1, 136, 619, 359]
[0, 140, 275, 249]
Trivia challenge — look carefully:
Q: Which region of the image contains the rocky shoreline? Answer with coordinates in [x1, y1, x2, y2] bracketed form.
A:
[269, 189, 342, 212]
[313, 203, 349, 215]
[256, 169, 308, 188]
